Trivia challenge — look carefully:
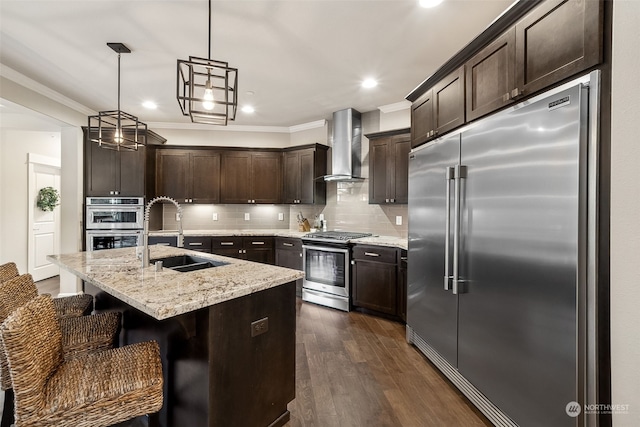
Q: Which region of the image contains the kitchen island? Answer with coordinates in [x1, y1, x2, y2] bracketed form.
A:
[48, 245, 304, 427]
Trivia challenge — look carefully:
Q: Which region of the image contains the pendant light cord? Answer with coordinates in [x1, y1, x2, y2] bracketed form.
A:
[208, 0, 211, 60]
[117, 53, 121, 112]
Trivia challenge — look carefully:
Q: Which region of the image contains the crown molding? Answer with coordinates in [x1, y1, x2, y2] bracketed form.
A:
[378, 100, 411, 114]
[0, 63, 95, 116]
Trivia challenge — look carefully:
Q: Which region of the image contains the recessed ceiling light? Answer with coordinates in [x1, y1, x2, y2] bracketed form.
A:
[419, 0, 443, 8]
[142, 101, 157, 109]
[242, 105, 255, 113]
[362, 78, 378, 89]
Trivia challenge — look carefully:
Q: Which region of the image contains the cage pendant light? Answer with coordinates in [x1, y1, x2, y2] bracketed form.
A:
[176, 0, 238, 125]
[88, 43, 147, 151]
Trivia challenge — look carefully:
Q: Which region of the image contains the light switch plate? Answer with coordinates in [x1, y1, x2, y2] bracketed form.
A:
[212, 213, 218, 221]
[244, 213, 250, 221]
[278, 212, 284, 221]
[396, 216, 403, 225]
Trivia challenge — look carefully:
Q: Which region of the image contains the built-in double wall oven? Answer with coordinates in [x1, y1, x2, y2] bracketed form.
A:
[85, 197, 144, 251]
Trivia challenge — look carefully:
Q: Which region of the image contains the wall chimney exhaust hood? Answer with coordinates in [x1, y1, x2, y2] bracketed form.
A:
[323, 108, 363, 182]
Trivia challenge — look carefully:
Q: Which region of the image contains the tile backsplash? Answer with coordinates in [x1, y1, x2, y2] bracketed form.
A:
[162, 204, 291, 231]
[290, 181, 408, 238]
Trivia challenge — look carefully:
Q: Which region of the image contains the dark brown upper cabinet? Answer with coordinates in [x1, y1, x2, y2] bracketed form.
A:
[466, 28, 516, 122]
[84, 128, 165, 197]
[220, 150, 282, 204]
[283, 144, 328, 205]
[515, 0, 602, 97]
[367, 129, 410, 205]
[156, 148, 220, 204]
[411, 90, 434, 149]
[433, 66, 466, 137]
[411, 66, 465, 148]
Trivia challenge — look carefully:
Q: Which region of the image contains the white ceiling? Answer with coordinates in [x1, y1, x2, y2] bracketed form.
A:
[0, 0, 514, 129]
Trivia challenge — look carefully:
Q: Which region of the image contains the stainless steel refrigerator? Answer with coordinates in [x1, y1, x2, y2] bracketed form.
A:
[407, 71, 600, 427]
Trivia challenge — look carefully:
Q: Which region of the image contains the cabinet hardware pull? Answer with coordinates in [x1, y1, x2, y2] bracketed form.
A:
[390, 198, 395, 203]
[511, 88, 523, 99]
[364, 252, 380, 257]
[188, 242, 203, 246]
[351, 260, 356, 265]
[283, 243, 294, 247]
[220, 242, 234, 246]
[385, 199, 389, 203]
[158, 243, 171, 246]
[252, 241, 265, 245]
[401, 256, 408, 261]
[503, 92, 511, 102]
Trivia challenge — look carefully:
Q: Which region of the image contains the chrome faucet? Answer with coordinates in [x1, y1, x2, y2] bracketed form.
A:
[142, 196, 184, 267]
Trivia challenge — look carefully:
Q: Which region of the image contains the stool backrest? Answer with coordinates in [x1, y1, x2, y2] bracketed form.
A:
[0, 273, 40, 390]
[0, 295, 63, 410]
[0, 262, 19, 283]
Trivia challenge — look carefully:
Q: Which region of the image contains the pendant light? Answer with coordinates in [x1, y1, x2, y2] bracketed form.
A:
[176, 0, 238, 125]
[88, 43, 147, 151]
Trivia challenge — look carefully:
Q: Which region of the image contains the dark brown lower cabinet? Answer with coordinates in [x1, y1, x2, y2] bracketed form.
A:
[184, 236, 212, 253]
[211, 236, 274, 264]
[275, 238, 303, 296]
[351, 245, 399, 317]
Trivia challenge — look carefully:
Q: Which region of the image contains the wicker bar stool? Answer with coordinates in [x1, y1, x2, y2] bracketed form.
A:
[0, 274, 121, 427]
[0, 295, 163, 427]
[0, 263, 18, 283]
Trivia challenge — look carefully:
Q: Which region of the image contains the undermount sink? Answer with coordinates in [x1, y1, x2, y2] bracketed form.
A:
[151, 255, 229, 273]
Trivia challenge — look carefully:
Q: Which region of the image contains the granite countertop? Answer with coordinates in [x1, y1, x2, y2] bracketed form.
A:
[150, 229, 408, 250]
[47, 245, 304, 321]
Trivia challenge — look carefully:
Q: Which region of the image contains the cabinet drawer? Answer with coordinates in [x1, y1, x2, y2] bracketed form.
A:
[352, 245, 397, 264]
[184, 236, 212, 253]
[211, 237, 243, 249]
[148, 235, 177, 247]
[275, 237, 302, 251]
[243, 236, 274, 248]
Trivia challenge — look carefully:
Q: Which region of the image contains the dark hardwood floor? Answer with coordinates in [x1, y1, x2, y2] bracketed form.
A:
[285, 300, 490, 427]
[2, 276, 490, 427]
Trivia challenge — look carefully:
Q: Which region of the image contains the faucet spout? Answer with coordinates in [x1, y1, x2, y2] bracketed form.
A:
[142, 196, 184, 268]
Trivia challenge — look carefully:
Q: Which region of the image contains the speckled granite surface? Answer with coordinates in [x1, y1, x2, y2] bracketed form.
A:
[150, 229, 408, 249]
[47, 246, 304, 321]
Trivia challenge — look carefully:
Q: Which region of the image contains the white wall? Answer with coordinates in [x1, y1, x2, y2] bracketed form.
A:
[0, 130, 61, 271]
[610, 1, 640, 425]
[153, 127, 290, 148]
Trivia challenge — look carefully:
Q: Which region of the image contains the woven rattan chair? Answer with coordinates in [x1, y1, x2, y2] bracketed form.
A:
[0, 274, 121, 427]
[0, 295, 163, 427]
[0, 262, 18, 283]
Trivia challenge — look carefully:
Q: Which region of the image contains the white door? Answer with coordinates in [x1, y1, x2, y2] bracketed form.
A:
[28, 154, 61, 281]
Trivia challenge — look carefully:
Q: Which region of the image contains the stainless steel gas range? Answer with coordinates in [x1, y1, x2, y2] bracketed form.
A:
[301, 231, 372, 311]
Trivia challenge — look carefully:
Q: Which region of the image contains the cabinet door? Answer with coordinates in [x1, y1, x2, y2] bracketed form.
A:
[433, 66, 465, 137]
[352, 260, 398, 315]
[515, 0, 602, 97]
[411, 90, 434, 148]
[298, 149, 316, 204]
[191, 151, 221, 203]
[369, 137, 390, 204]
[156, 150, 190, 202]
[220, 152, 251, 203]
[211, 237, 243, 259]
[251, 152, 282, 204]
[282, 151, 300, 203]
[118, 147, 146, 196]
[275, 238, 303, 270]
[85, 137, 117, 196]
[466, 28, 516, 122]
[391, 135, 410, 204]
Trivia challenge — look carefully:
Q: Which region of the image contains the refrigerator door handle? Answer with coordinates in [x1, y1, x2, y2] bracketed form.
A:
[453, 165, 467, 295]
[444, 166, 455, 290]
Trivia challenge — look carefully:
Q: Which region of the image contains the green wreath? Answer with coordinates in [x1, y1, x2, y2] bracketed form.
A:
[37, 187, 60, 212]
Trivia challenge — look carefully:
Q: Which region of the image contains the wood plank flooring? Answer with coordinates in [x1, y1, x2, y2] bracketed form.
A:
[2, 276, 491, 427]
[285, 300, 491, 427]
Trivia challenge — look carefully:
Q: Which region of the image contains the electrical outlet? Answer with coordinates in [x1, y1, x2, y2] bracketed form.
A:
[244, 213, 250, 221]
[251, 317, 269, 337]
[278, 212, 284, 221]
[396, 216, 403, 225]
[212, 213, 218, 221]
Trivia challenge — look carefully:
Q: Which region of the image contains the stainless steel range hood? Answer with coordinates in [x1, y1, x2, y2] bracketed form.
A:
[323, 108, 363, 182]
